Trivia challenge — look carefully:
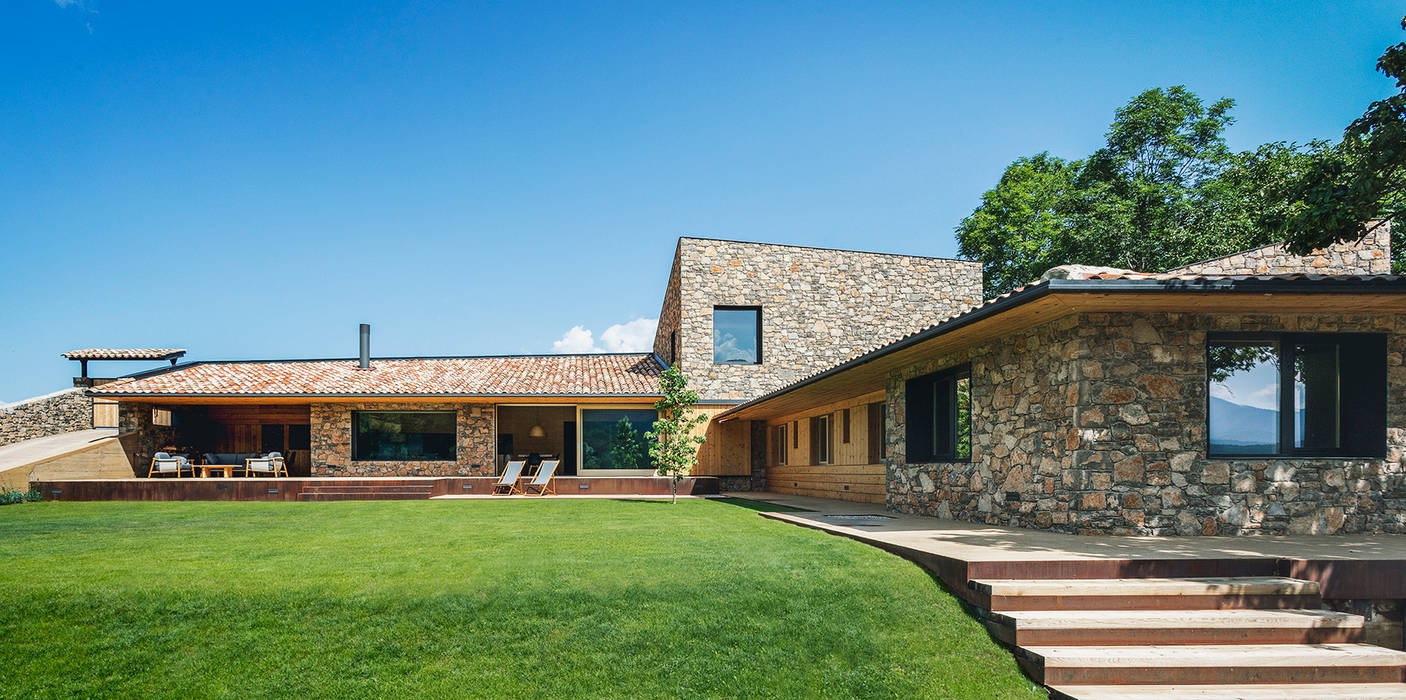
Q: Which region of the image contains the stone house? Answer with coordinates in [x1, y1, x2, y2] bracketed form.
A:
[718, 230, 1406, 535]
[84, 238, 980, 484]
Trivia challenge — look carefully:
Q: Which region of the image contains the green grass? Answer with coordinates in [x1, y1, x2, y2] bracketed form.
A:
[0, 499, 1037, 699]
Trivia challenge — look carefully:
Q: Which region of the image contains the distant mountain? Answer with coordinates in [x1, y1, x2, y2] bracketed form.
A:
[1209, 396, 1278, 452]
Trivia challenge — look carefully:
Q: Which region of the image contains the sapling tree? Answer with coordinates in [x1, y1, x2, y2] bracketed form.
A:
[646, 366, 708, 504]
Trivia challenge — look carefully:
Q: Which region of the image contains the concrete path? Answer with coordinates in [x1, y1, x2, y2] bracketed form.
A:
[724, 491, 1406, 563]
[0, 429, 121, 488]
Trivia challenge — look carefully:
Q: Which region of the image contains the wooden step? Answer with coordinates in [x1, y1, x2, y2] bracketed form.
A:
[988, 608, 1365, 646]
[1021, 643, 1406, 686]
[302, 486, 434, 493]
[298, 491, 432, 501]
[972, 577, 1321, 611]
[1050, 683, 1406, 699]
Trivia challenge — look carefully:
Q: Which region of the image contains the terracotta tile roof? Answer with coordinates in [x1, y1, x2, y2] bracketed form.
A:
[62, 348, 187, 361]
[90, 354, 665, 397]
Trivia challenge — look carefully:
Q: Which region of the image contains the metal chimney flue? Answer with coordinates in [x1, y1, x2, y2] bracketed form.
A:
[358, 323, 371, 370]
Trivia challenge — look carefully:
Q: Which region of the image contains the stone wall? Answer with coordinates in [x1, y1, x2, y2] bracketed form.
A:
[1169, 223, 1391, 276]
[652, 253, 682, 365]
[663, 237, 984, 401]
[309, 402, 495, 477]
[118, 402, 177, 472]
[884, 310, 1406, 536]
[886, 316, 1079, 526]
[0, 389, 93, 447]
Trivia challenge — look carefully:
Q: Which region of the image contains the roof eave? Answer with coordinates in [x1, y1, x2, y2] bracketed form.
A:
[715, 277, 1406, 421]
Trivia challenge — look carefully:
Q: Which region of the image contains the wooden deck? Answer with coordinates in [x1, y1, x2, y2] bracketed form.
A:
[32, 476, 720, 501]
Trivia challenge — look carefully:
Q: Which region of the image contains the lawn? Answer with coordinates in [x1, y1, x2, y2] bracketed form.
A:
[0, 498, 1037, 699]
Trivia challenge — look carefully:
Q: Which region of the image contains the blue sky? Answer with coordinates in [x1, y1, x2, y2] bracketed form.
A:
[1, 1, 1402, 401]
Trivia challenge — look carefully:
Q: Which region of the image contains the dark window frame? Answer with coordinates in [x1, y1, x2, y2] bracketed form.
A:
[841, 408, 851, 443]
[1206, 332, 1387, 459]
[811, 414, 833, 465]
[712, 305, 763, 365]
[904, 364, 972, 464]
[352, 410, 458, 462]
[775, 424, 788, 465]
[866, 402, 886, 464]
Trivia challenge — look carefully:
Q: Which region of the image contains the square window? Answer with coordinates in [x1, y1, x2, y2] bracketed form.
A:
[713, 306, 761, 364]
[904, 365, 972, 462]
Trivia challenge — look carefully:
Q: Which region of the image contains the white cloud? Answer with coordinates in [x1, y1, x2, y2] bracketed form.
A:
[551, 318, 658, 354]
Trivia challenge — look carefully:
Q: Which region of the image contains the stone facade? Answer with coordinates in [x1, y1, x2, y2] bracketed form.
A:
[1169, 224, 1392, 276]
[0, 389, 93, 447]
[309, 402, 495, 477]
[655, 237, 983, 401]
[117, 402, 177, 470]
[885, 311, 1406, 536]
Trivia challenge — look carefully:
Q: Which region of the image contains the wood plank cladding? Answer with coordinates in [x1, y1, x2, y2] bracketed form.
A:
[767, 464, 884, 504]
[205, 405, 311, 424]
[762, 392, 887, 503]
[691, 405, 750, 476]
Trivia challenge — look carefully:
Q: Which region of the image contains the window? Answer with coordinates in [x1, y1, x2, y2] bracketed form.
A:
[812, 414, 833, 465]
[842, 408, 851, 443]
[1207, 333, 1386, 458]
[905, 365, 972, 462]
[775, 424, 788, 465]
[151, 408, 173, 427]
[669, 331, 678, 365]
[353, 411, 456, 461]
[713, 306, 762, 364]
[580, 408, 657, 471]
[866, 402, 886, 463]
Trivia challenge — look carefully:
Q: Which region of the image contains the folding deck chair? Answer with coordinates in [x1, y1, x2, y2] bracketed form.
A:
[525, 459, 560, 496]
[493, 459, 528, 495]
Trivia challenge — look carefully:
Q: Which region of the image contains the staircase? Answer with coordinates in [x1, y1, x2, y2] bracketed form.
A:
[971, 576, 1406, 699]
[298, 483, 435, 501]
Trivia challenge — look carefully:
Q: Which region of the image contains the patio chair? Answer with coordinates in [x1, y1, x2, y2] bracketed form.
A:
[493, 459, 527, 495]
[148, 452, 193, 478]
[525, 459, 560, 496]
[245, 452, 288, 478]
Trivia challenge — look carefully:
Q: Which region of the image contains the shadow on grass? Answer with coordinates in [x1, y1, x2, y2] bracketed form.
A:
[708, 497, 810, 513]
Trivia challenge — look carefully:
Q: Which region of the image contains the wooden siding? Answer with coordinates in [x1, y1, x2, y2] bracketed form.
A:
[691, 405, 750, 476]
[92, 399, 119, 429]
[764, 391, 887, 503]
[1, 437, 133, 489]
[766, 463, 884, 503]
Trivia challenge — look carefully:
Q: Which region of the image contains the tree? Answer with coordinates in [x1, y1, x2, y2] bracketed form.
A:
[1273, 17, 1406, 268]
[645, 366, 708, 504]
[958, 86, 1308, 296]
[609, 417, 643, 470]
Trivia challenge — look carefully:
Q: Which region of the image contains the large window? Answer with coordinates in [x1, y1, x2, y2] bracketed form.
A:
[1207, 333, 1386, 458]
[905, 365, 972, 462]
[714, 306, 762, 364]
[352, 411, 456, 461]
[581, 408, 657, 471]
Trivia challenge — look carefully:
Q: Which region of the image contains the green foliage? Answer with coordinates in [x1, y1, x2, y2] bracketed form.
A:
[0, 486, 42, 505]
[0, 501, 1037, 698]
[959, 86, 1312, 296]
[646, 366, 709, 503]
[608, 417, 643, 470]
[1272, 17, 1406, 267]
